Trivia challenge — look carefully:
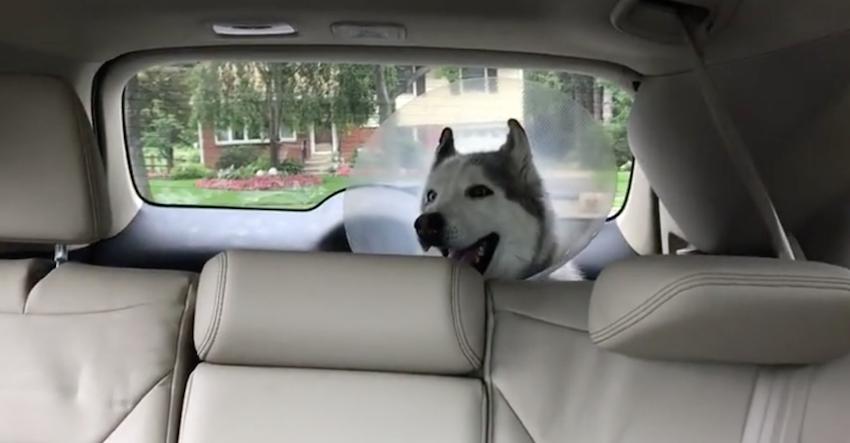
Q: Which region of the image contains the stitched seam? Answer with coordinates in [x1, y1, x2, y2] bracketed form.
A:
[458, 266, 483, 364]
[593, 272, 850, 338]
[591, 275, 850, 343]
[6, 301, 168, 317]
[165, 278, 195, 443]
[198, 254, 227, 358]
[451, 264, 480, 371]
[101, 371, 172, 442]
[505, 310, 588, 333]
[592, 278, 850, 343]
[178, 371, 197, 439]
[495, 386, 536, 443]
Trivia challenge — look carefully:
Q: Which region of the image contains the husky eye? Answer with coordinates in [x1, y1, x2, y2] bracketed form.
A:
[465, 185, 494, 199]
[425, 189, 437, 203]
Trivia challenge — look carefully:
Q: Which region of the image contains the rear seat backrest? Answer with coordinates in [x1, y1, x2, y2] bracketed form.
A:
[180, 250, 486, 443]
[488, 255, 850, 443]
[0, 75, 196, 442]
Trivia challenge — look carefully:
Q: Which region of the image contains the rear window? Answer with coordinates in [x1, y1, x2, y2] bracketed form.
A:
[123, 62, 633, 213]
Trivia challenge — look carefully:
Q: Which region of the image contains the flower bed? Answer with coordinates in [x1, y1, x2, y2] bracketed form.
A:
[195, 175, 323, 191]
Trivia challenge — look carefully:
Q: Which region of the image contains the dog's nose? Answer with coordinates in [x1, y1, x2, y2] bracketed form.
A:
[414, 212, 445, 246]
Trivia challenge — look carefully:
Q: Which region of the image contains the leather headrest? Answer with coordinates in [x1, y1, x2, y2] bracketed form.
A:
[195, 250, 485, 374]
[0, 75, 107, 244]
[590, 255, 850, 364]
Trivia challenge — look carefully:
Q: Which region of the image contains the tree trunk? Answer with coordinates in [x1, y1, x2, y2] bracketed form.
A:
[375, 66, 393, 123]
[593, 85, 604, 121]
[165, 147, 174, 171]
[267, 72, 282, 167]
[124, 77, 151, 196]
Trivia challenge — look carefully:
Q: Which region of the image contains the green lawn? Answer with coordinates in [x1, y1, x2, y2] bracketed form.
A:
[149, 176, 350, 209]
[149, 171, 633, 213]
[612, 170, 631, 215]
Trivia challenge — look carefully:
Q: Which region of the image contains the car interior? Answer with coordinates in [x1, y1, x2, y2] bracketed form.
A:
[4, 0, 850, 441]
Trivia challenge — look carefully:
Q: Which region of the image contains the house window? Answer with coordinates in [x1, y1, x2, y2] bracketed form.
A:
[215, 122, 297, 144]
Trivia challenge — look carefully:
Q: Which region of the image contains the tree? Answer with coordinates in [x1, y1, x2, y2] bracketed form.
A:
[524, 70, 634, 167]
[374, 65, 432, 122]
[124, 65, 193, 192]
[190, 62, 377, 166]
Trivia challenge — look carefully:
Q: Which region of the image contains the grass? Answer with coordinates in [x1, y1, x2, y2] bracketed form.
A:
[149, 176, 350, 209]
[612, 170, 631, 215]
[148, 170, 633, 213]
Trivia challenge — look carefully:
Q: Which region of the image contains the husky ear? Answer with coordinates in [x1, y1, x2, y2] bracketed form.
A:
[501, 119, 533, 168]
[433, 127, 456, 167]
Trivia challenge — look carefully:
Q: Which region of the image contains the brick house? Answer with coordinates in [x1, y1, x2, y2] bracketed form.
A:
[198, 122, 376, 173]
[197, 66, 523, 173]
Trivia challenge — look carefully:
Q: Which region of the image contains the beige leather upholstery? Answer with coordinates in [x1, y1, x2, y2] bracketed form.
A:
[195, 250, 485, 374]
[0, 259, 52, 312]
[0, 74, 108, 244]
[489, 262, 850, 443]
[181, 251, 486, 443]
[0, 74, 197, 443]
[0, 263, 196, 442]
[590, 255, 850, 364]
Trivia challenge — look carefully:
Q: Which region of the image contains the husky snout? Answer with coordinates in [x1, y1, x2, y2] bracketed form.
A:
[414, 212, 445, 249]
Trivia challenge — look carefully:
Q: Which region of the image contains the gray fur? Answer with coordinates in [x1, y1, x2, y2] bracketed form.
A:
[419, 119, 582, 281]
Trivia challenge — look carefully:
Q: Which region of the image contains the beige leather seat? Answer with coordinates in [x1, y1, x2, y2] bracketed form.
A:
[0, 75, 196, 442]
[180, 250, 486, 443]
[488, 255, 850, 443]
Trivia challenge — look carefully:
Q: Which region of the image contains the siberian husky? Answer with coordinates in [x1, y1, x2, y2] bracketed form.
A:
[414, 119, 582, 281]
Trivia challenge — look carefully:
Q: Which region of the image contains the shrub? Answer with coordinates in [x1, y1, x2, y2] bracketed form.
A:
[279, 159, 303, 175]
[170, 163, 210, 180]
[216, 147, 261, 169]
[216, 165, 255, 180]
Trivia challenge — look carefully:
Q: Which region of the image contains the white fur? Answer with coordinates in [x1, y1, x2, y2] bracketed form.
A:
[422, 157, 543, 280]
[420, 121, 583, 282]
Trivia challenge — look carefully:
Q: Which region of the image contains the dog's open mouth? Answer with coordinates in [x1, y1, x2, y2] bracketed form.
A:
[441, 233, 500, 274]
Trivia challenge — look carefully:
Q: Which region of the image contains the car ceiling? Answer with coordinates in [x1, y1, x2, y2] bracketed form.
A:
[1, 0, 850, 75]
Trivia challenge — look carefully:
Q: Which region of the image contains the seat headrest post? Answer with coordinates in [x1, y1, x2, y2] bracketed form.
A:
[53, 244, 68, 268]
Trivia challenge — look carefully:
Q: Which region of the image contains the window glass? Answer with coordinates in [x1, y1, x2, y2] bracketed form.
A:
[124, 62, 633, 213]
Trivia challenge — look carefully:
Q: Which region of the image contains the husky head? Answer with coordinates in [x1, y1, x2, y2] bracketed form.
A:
[414, 119, 557, 280]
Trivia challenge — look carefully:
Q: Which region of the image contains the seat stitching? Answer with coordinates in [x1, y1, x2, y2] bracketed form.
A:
[451, 264, 480, 371]
[4, 301, 172, 317]
[178, 371, 197, 440]
[503, 310, 588, 333]
[591, 276, 850, 343]
[592, 272, 850, 338]
[198, 253, 227, 358]
[495, 386, 536, 443]
[592, 279, 849, 342]
[165, 278, 195, 443]
[204, 253, 229, 358]
[100, 371, 173, 442]
[591, 272, 850, 338]
[196, 256, 221, 356]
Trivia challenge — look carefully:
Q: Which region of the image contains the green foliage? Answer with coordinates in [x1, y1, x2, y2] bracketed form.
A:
[216, 148, 261, 170]
[279, 159, 304, 175]
[524, 71, 635, 168]
[216, 165, 255, 180]
[170, 163, 211, 180]
[189, 62, 378, 165]
[128, 65, 195, 168]
[435, 67, 460, 83]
